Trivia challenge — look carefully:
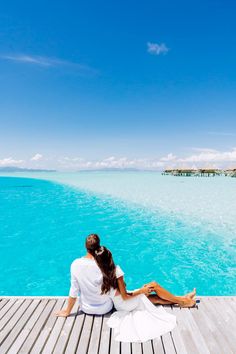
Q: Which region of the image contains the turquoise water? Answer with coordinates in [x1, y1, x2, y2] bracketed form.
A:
[0, 175, 235, 296]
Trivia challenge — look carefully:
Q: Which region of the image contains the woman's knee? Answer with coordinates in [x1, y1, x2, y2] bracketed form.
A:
[150, 281, 159, 288]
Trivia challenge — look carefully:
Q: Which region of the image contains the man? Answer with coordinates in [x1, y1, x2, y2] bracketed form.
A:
[56, 234, 113, 317]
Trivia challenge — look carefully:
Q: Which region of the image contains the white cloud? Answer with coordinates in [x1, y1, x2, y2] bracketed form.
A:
[0, 157, 24, 166]
[56, 156, 172, 171]
[1, 149, 236, 171]
[160, 153, 177, 162]
[55, 149, 236, 171]
[57, 156, 149, 170]
[93, 157, 135, 169]
[0, 54, 97, 75]
[147, 42, 169, 55]
[178, 148, 236, 163]
[2, 55, 54, 67]
[31, 153, 43, 161]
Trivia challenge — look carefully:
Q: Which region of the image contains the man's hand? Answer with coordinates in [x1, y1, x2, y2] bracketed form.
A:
[55, 309, 70, 317]
[55, 296, 77, 317]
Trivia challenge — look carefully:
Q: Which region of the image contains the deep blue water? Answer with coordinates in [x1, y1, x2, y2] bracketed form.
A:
[0, 176, 235, 296]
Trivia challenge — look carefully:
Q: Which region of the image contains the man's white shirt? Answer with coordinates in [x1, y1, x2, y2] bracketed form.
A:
[69, 257, 113, 315]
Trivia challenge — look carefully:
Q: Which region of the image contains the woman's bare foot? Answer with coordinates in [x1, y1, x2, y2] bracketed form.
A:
[179, 288, 196, 299]
[185, 288, 196, 299]
[179, 297, 196, 308]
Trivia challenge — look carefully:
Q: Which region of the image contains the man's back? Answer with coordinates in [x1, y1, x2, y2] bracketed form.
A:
[69, 257, 113, 315]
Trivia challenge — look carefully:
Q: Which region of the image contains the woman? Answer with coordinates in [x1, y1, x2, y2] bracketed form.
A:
[94, 246, 196, 343]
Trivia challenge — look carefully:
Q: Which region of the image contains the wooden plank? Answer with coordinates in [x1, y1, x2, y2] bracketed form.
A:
[98, 314, 111, 354]
[41, 301, 68, 354]
[199, 298, 234, 354]
[229, 297, 236, 314]
[120, 342, 131, 354]
[142, 340, 153, 354]
[170, 307, 199, 354]
[30, 298, 64, 354]
[161, 332, 176, 354]
[0, 299, 32, 346]
[0, 297, 235, 354]
[152, 338, 165, 354]
[182, 307, 210, 354]
[0, 299, 17, 320]
[53, 301, 79, 354]
[20, 299, 57, 354]
[76, 314, 94, 354]
[0, 299, 24, 330]
[110, 328, 120, 354]
[64, 312, 85, 354]
[0, 299, 39, 353]
[214, 297, 236, 331]
[0, 298, 19, 323]
[170, 306, 188, 354]
[202, 298, 236, 352]
[211, 298, 234, 322]
[190, 300, 231, 354]
[203, 297, 233, 328]
[131, 342, 142, 354]
[87, 315, 103, 354]
[7, 299, 48, 354]
[0, 299, 9, 311]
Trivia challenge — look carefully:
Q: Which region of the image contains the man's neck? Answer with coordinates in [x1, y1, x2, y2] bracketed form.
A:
[84, 253, 94, 259]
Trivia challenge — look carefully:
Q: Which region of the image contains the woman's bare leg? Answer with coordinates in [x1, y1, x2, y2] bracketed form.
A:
[148, 294, 173, 305]
[146, 282, 195, 307]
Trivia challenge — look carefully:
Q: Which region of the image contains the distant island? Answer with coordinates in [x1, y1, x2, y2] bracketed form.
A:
[0, 167, 56, 173]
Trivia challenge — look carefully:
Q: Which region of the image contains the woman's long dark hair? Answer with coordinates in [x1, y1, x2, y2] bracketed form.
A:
[94, 246, 118, 294]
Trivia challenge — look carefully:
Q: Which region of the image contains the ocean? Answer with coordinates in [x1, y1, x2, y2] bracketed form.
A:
[0, 172, 235, 296]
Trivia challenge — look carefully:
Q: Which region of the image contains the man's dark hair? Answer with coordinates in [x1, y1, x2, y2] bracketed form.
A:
[85, 234, 100, 256]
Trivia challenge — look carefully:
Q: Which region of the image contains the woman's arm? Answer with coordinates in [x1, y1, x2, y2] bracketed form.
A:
[117, 276, 150, 300]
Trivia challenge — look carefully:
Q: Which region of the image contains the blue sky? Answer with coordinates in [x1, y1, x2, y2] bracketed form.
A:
[0, 0, 236, 170]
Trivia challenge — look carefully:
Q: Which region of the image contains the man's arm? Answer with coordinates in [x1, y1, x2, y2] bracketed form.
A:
[55, 263, 80, 317]
[55, 296, 77, 317]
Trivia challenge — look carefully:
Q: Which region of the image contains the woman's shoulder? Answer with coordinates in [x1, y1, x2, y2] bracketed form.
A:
[116, 265, 124, 278]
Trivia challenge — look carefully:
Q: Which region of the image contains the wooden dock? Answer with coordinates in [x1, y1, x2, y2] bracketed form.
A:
[0, 296, 235, 354]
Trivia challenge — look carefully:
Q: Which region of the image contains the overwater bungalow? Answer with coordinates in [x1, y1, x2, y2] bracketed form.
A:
[197, 169, 222, 177]
[224, 168, 236, 177]
[162, 169, 198, 176]
[163, 168, 224, 177]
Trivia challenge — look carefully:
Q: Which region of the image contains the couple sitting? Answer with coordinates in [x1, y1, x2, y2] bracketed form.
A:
[56, 234, 196, 342]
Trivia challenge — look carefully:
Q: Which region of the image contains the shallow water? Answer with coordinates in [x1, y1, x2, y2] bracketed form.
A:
[5, 171, 236, 239]
[0, 175, 235, 295]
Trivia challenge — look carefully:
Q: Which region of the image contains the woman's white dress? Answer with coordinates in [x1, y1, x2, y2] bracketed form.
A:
[107, 266, 176, 343]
